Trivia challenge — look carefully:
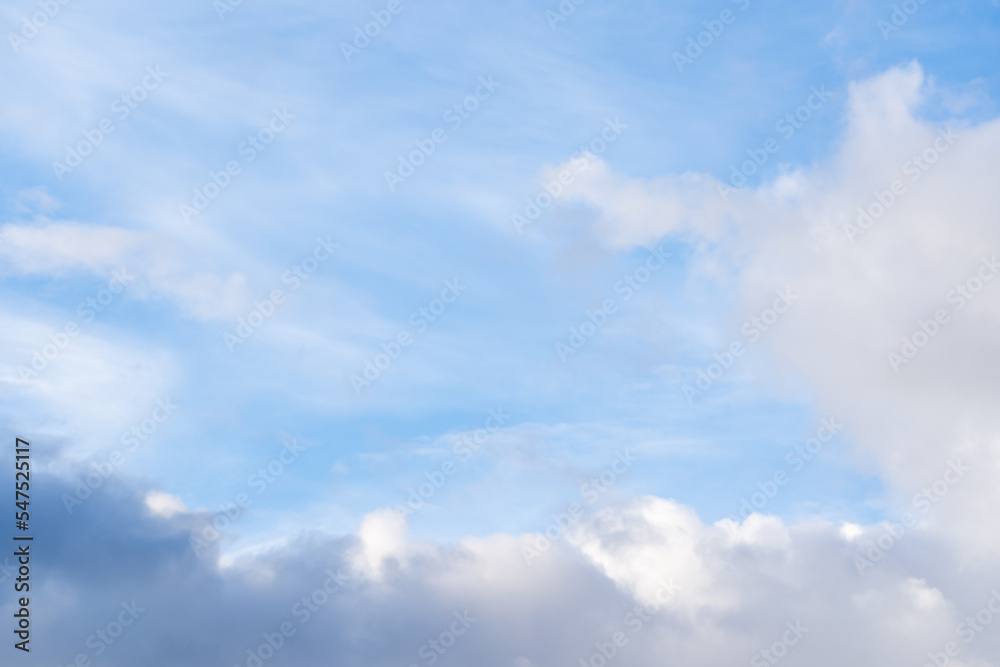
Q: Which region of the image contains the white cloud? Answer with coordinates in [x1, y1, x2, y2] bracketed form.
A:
[0, 219, 248, 320]
[145, 490, 187, 518]
[35, 471, 1000, 667]
[0, 309, 176, 459]
[350, 508, 409, 580]
[543, 62, 1000, 560]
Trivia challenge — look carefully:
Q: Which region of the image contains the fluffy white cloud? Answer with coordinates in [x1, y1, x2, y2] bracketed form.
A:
[548, 62, 1000, 560]
[145, 490, 188, 518]
[5, 58, 999, 667]
[16, 468, 1000, 667]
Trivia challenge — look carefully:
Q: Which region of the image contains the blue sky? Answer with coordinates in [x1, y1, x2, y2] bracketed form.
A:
[0, 0, 991, 528]
[2, 1, 1000, 665]
[0, 0, 995, 538]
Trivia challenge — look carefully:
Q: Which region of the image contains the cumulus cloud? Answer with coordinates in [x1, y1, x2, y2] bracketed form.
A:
[145, 490, 188, 518]
[5, 457, 1000, 667]
[4, 58, 999, 667]
[547, 62, 1000, 559]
